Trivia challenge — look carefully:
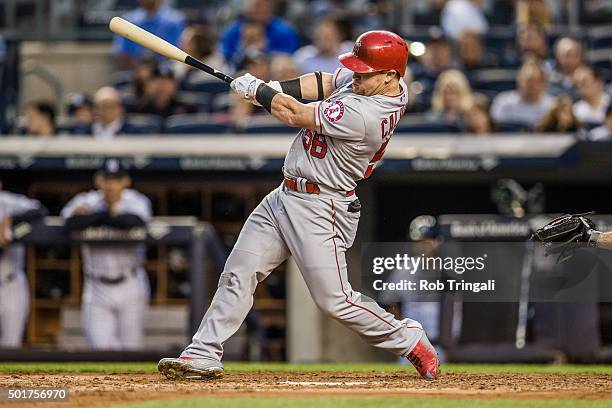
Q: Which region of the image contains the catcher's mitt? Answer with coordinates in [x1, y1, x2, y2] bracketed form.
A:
[531, 212, 599, 263]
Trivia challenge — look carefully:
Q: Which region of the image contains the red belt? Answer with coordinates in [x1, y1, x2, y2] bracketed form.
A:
[284, 177, 355, 197]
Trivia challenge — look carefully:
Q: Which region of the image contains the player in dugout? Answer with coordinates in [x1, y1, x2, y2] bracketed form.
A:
[61, 159, 152, 350]
[0, 182, 47, 348]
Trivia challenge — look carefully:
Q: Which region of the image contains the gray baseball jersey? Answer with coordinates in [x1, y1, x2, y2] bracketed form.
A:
[283, 67, 408, 192]
[182, 69, 426, 363]
[61, 189, 151, 350]
[0, 191, 41, 347]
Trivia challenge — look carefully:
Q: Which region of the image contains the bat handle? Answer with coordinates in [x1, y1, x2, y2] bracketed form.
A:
[185, 56, 234, 84]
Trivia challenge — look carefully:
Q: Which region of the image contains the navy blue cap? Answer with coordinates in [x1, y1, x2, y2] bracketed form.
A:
[152, 63, 175, 79]
[67, 93, 93, 114]
[409, 215, 438, 241]
[97, 158, 129, 178]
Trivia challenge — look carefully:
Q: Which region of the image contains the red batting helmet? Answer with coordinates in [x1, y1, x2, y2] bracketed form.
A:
[339, 31, 409, 77]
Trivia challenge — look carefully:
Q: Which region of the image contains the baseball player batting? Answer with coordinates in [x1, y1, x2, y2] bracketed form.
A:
[158, 30, 440, 380]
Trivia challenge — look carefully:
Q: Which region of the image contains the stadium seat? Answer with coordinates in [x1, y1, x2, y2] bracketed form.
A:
[484, 29, 514, 57]
[125, 114, 163, 133]
[588, 48, 612, 76]
[181, 77, 230, 96]
[176, 90, 211, 112]
[241, 117, 294, 134]
[471, 69, 517, 93]
[589, 25, 612, 49]
[112, 70, 133, 91]
[494, 123, 530, 133]
[395, 115, 460, 134]
[210, 93, 231, 113]
[165, 113, 230, 134]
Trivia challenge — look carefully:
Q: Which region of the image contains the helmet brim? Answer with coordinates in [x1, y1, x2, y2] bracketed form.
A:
[338, 52, 378, 74]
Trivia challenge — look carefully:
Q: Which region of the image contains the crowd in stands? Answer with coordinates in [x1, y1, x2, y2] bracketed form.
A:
[9, 0, 612, 140]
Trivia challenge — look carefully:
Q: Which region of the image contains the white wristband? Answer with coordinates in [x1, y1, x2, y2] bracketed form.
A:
[588, 230, 602, 248]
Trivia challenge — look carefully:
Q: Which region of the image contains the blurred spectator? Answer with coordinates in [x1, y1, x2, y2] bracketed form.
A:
[580, 0, 612, 24]
[491, 60, 554, 128]
[465, 96, 494, 135]
[293, 18, 352, 74]
[221, 0, 299, 64]
[430, 69, 474, 125]
[128, 55, 158, 101]
[573, 65, 611, 127]
[67, 93, 94, 133]
[410, 29, 455, 110]
[91, 87, 142, 139]
[173, 25, 227, 85]
[230, 22, 268, 69]
[413, 30, 455, 80]
[132, 64, 197, 118]
[23, 101, 56, 137]
[457, 31, 498, 78]
[112, 0, 185, 68]
[517, 23, 549, 61]
[269, 55, 299, 81]
[441, 0, 489, 40]
[588, 104, 612, 141]
[537, 95, 582, 133]
[504, 23, 549, 67]
[548, 37, 584, 98]
[516, 0, 552, 29]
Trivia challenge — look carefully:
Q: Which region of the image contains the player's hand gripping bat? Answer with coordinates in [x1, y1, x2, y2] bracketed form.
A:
[109, 17, 234, 83]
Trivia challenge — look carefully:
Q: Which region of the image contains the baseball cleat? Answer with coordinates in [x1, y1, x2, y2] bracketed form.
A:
[406, 332, 440, 380]
[158, 357, 224, 380]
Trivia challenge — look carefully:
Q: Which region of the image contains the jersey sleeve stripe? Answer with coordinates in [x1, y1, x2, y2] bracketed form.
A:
[317, 101, 323, 134]
[334, 68, 342, 90]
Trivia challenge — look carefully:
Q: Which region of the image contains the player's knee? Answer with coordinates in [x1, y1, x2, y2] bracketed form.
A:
[219, 251, 263, 291]
[312, 294, 348, 319]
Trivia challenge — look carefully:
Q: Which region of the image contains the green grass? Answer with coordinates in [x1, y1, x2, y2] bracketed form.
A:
[1, 362, 612, 375]
[110, 398, 612, 408]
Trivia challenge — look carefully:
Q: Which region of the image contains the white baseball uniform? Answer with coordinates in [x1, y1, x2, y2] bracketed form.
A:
[0, 191, 43, 348]
[61, 189, 152, 350]
[183, 68, 425, 361]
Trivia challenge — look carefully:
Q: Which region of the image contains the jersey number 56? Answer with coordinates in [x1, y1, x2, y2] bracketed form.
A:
[302, 129, 328, 159]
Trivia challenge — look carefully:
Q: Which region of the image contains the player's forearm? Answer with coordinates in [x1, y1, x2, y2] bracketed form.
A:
[595, 231, 612, 250]
[12, 207, 48, 224]
[102, 213, 146, 229]
[64, 213, 106, 230]
[272, 72, 333, 101]
[269, 93, 316, 129]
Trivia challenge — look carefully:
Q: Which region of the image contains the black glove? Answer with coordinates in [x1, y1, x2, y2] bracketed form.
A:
[531, 212, 601, 263]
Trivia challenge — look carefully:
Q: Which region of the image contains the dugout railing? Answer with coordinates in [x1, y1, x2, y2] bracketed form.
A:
[0, 216, 225, 361]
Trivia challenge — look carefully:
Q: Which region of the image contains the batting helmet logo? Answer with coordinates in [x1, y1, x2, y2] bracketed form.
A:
[323, 100, 345, 122]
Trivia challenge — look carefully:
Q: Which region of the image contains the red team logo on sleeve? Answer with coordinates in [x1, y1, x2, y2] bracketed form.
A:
[323, 100, 345, 122]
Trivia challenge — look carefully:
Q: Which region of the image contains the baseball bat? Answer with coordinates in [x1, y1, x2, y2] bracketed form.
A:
[109, 17, 234, 83]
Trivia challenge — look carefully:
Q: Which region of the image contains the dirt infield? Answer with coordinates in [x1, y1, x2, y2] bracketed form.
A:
[3, 370, 612, 407]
